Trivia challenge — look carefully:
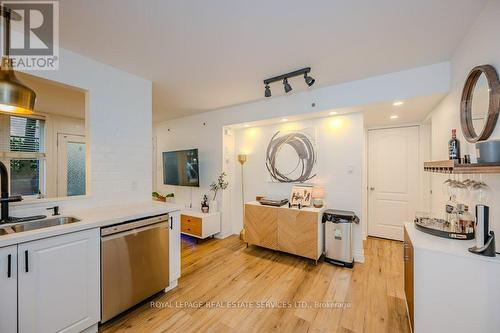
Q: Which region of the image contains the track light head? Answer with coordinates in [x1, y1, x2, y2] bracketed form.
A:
[304, 73, 315, 87]
[264, 85, 271, 98]
[283, 78, 292, 93]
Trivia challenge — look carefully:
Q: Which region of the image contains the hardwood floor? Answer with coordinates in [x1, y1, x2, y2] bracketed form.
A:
[99, 235, 410, 333]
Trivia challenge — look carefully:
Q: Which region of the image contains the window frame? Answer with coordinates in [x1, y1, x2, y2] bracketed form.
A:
[0, 113, 46, 199]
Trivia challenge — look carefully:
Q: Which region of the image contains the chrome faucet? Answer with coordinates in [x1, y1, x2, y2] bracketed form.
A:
[0, 161, 22, 223]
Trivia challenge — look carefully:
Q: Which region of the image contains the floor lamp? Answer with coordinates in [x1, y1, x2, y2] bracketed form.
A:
[238, 154, 247, 240]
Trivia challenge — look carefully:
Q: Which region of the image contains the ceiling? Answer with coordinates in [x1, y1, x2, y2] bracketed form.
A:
[17, 73, 86, 119]
[57, 0, 487, 122]
[228, 93, 446, 130]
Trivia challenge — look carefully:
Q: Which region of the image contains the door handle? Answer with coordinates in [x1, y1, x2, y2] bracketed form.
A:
[7, 254, 11, 278]
[370, 187, 375, 191]
[170, 216, 173, 230]
[25, 250, 29, 273]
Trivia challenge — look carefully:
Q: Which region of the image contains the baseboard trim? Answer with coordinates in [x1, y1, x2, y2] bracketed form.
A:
[164, 279, 178, 293]
[353, 249, 365, 263]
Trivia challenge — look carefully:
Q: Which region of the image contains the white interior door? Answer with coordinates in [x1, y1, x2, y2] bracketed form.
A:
[57, 133, 86, 197]
[368, 126, 419, 240]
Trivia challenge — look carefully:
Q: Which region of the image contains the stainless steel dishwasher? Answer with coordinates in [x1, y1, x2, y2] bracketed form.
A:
[101, 214, 170, 323]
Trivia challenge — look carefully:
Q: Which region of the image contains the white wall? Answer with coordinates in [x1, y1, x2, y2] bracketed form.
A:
[154, 62, 450, 256]
[11, 39, 152, 215]
[231, 114, 364, 259]
[427, 0, 500, 248]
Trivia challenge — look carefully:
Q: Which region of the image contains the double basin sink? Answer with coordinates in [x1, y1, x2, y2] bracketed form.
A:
[0, 216, 81, 236]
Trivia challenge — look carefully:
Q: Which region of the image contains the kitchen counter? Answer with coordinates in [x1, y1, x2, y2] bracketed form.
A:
[0, 201, 182, 248]
[405, 222, 500, 333]
[404, 222, 500, 264]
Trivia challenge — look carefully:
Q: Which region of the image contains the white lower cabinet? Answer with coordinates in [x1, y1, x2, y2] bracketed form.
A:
[0, 245, 17, 333]
[169, 211, 181, 285]
[17, 228, 100, 333]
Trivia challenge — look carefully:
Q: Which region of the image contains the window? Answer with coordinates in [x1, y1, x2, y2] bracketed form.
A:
[0, 114, 45, 197]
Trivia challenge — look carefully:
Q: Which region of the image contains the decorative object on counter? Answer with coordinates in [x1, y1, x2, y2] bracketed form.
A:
[152, 191, 174, 202]
[289, 184, 313, 207]
[266, 128, 317, 183]
[209, 172, 229, 212]
[255, 195, 264, 202]
[476, 140, 500, 163]
[464, 154, 471, 164]
[312, 186, 325, 208]
[259, 197, 288, 207]
[448, 129, 460, 161]
[414, 216, 474, 240]
[469, 205, 496, 257]
[460, 64, 500, 143]
[201, 195, 209, 213]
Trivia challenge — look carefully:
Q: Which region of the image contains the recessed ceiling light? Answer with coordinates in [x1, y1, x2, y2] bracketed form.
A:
[393, 101, 404, 106]
[390, 115, 399, 119]
[329, 111, 338, 115]
[282, 118, 289, 122]
[244, 124, 250, 127]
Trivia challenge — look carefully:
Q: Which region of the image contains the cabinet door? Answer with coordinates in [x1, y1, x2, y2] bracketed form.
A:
[404, 229, 414, 331]
[169, 211, 181, 283]
[278, 209, 318, 259]
[0, 245, 17, 333]
[18, 229, 100, 333]
[244, 204, 278, 250]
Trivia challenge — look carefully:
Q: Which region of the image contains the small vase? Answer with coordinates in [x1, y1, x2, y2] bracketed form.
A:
[210, 200, 218, 213]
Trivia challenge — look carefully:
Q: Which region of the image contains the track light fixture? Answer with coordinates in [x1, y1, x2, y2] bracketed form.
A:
[264, 84, 271, 97]
[283, 78, 292, 93]
[304, 73, 315, 87]
[263, 67, 315, 97]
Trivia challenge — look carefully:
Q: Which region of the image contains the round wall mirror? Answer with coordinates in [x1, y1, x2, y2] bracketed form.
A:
[460, 65, 500, 143]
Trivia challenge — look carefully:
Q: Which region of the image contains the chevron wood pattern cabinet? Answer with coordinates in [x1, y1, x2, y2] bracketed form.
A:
[244, 202, 324, 261]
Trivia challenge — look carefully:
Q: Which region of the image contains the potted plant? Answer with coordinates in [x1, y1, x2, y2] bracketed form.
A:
[152, 192, 175, 203]
[201, 194, 209, 213]
[209, 172, 229, 212]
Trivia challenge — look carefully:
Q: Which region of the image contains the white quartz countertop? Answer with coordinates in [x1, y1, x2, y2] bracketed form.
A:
[404, 222, 500, 264]
[0, 201, 182, 247]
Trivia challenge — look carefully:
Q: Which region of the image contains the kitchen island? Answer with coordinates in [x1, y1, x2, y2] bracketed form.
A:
[0, 201, 182, 333]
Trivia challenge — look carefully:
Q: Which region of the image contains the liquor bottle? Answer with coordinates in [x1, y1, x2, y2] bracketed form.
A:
[448, 129, 460, 161]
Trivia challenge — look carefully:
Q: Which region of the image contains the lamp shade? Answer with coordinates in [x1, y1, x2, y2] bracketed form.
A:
[0, 58, 36, 114]
[312, 186, 325, 199]
[238, 154, 247, 165]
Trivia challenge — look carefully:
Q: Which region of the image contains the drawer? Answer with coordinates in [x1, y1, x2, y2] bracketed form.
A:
[181, 215, 202, 237]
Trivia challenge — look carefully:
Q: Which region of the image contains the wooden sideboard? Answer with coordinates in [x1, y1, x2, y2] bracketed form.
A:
[244, 201, 324, 262]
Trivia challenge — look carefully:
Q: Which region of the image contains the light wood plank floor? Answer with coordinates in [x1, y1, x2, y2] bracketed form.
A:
[100, 235, 410, 333]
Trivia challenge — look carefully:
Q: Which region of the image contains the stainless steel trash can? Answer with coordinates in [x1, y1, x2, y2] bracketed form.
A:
[323, 209, 359, 268]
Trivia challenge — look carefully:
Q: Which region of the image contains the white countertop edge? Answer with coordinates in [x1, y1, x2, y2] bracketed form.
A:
[404, 222, 500, 265]
[0, 201, 183, 248]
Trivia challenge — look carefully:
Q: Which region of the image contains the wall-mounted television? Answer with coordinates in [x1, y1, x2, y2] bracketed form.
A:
[162, 149, 199, 187]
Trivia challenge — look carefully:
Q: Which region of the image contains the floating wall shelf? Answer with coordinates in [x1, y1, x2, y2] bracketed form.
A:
[424, 160, 500, 174]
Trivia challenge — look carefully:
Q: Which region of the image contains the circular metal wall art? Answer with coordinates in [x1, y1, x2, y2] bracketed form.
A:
[265, 130, 317, 183]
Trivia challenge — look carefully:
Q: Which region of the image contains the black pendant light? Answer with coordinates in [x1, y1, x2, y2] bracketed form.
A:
[0, 6, 36, 114]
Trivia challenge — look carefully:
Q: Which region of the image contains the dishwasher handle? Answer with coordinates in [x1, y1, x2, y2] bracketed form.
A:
[101, 221, 168, 241]
[101, 214, 169, 237]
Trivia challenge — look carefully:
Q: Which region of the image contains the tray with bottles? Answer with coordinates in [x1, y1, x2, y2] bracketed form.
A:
[414, 213, 475, 240]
